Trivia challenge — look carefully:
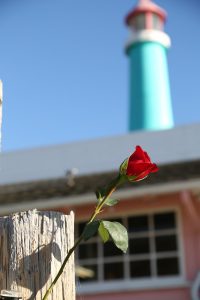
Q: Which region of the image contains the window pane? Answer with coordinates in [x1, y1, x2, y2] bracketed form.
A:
[128, 215, 149, 232]
[155, 235, 177, 252]
[78, 222, 86, 236]
[154, 212, 176, 230]
[130, 237, 150, 254]
[134, 14, 146, 30]
[157, 257, 179, 276]
[152, 13, 162, 30]
[104, 262, 124, 280]
[104, 241, 123, 257]
[130, 260, 151, 278]
[110, 218, 123, 224]
[79, 264, 98, 282]
[79, 243, 97, 259]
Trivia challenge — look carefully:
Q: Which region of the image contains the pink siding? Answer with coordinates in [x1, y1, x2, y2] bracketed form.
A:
[180, 191, 200, 282]
[57, 190, 200, 300]
[77, 288, 190, 300]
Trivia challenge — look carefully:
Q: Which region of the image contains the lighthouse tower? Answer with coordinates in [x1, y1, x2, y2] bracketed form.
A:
[126, 0, 174, 131]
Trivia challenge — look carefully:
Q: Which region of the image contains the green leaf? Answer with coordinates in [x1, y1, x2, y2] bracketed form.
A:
[98, 221, 110, 243]
[104, 198, 119, 206]
[95, 187, 107, 202]
[119, 158, 128, 175]
[102, 221, 128, 253]
[83, 221, 100, 241]
[95, 190, 102, 202]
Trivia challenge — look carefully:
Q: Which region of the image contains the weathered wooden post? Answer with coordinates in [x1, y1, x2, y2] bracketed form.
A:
[0, 210, 75, 300]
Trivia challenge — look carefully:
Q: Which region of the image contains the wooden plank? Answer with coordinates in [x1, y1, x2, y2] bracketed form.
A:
[0, 210, 75, 299]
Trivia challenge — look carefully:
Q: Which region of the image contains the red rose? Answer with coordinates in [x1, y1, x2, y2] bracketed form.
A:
[120, 146, 158, 182]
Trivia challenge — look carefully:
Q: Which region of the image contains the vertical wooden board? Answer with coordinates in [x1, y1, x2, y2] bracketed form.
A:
[0, 210, 75, 300]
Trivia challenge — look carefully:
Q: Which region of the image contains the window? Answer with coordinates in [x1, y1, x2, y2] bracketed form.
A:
[152, 13, 163, 30]
[76, 211, 181, 284]
[133, 14, 146, 30]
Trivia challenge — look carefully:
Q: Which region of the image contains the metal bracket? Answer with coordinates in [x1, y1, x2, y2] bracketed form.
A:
[0, 290, 22, 300]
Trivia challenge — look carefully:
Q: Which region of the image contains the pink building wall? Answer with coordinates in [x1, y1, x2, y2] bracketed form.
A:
[78, 288, 190, 300]
[58, 190, 200, 300]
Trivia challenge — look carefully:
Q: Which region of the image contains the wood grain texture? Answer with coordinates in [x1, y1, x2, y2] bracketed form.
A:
[0, 210, 75, 300]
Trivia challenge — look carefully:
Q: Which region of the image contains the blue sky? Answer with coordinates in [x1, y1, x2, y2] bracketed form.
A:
[0, 0, 200, 151]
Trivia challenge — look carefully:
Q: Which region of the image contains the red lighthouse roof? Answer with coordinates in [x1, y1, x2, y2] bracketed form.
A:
[126, 0, 167, 25]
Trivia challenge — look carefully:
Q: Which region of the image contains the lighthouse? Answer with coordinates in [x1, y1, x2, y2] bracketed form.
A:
[126, 0, 174, 131]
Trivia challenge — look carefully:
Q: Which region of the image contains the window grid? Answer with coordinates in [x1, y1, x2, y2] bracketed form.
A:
[98, 237, 103, 281]
[123, 217, 130, 280]
[76, 211, 181, 283]
[149, 214, 157, 277]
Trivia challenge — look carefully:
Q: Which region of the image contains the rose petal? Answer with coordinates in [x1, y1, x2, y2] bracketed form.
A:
[127, 162, 153, 176]
[144, 151, 151, 163]
[150, 163, 159, 173]
[129, 145, 145, 162]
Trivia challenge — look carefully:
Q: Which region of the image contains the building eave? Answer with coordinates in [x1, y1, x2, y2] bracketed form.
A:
[1, 177, 200, 216]
[0, 159, 200, 214]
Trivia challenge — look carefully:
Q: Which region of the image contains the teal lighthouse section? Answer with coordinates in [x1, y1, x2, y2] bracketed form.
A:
[125, 0, 174, 131]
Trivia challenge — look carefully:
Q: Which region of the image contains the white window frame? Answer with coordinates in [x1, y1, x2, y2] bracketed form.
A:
[76, 206, 187, 295]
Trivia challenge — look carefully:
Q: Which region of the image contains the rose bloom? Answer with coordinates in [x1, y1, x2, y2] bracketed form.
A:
[120, 146, 158, 182]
